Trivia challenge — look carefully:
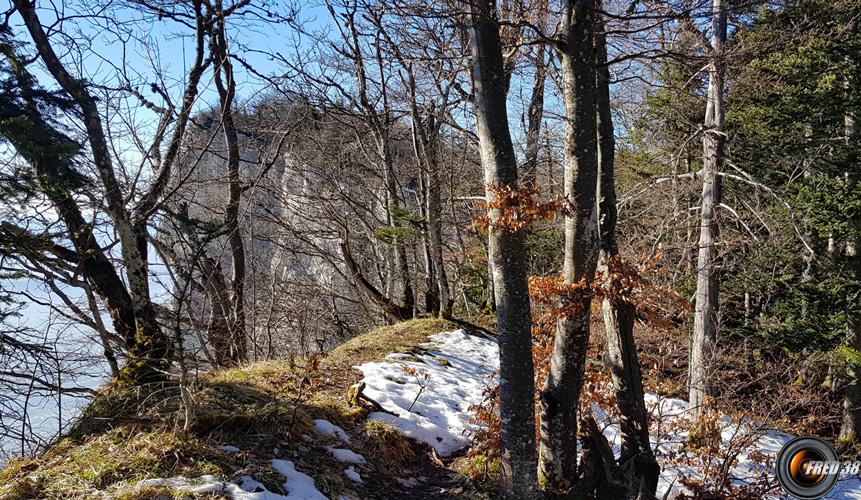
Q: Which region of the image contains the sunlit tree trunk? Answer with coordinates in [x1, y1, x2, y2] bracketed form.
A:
[468, 0, 538, 496]
[840, 91, 861, 441]
[689, 0, 727, 412]
[14, 0, 181, 384]
[522, 44, 546, 190]
[212, 0, 248, 364]
[538, 0, 599, 493]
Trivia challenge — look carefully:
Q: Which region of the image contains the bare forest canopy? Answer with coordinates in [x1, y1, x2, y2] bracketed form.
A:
[0, 0, 859, 497]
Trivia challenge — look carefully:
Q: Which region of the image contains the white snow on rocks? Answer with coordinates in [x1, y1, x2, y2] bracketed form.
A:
[313, 419, 351, 443]
[328, 447, 366, 464]
[356, 329, 498, 456]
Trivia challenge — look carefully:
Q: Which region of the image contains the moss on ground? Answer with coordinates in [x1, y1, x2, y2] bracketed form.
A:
[0, 317, 483, 499]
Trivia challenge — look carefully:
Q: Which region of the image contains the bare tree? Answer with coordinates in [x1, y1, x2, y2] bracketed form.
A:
[210, 0, 249, 364]
[688, 0, 727, 412]
[595, 10, 658, 497]
[8, 0, 217, 384]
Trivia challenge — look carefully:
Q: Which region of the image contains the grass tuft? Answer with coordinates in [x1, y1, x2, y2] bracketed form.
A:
[359, 419, 415, 470]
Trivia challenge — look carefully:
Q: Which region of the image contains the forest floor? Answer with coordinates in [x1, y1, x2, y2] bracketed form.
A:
[1, 317, 861, 499]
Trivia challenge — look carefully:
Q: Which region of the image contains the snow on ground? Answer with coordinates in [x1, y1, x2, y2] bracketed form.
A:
[328, 447, 366, 464]
[137, 475, 226, 494]
[356, 328, 861, 499]
[313, 419, 351, 443]
[132, 327, 861, 499]
[356, 329, 499, 456]
[271, 460, 329, 500]
[344, 466, 363, 483]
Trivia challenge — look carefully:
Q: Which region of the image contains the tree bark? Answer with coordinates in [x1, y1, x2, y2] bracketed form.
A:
[468, 1, 538, 497]
[211, 0, 247, 364]
[538, 0, 599, 494]
[689, 0, 727, 412]
[423, 121, 452, 319]
[419, 170, 440, 315]
[594, 17, 659, 497]
[522, 45, 546, 190]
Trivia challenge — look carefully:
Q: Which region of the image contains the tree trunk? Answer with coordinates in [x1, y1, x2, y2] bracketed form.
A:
[538, 0, 600, 494]
[689, 0, 727, 412]
[419, 170, 441, 315]
[212, 2, 247, 364]
[522, 45, 546, 190]
[341, 242, 412, 322]
[594, 17, 659, 497]
[840, 93, 861, 441]
[424, 132, 452, 319]
[407, 78, 452, 319]
[382, 139, 416, 317]
[468, 1, 538, 496]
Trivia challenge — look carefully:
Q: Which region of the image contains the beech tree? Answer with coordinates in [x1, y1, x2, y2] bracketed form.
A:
[537, 0, 600, 493]
[595, 11, 659, 497]
[467, 0, 538, 496]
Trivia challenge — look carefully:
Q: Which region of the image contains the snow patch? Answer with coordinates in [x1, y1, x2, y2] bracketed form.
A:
[314, 419, 351, 443]
[272, 459, 328, 500]
[135, 459, 328, 500]
[327, 447, 366, 464]
[628, 394, 861, 500]
[358, 327, 861, 498]
[356, 329, 498, 456]
[395, 477, 419, 488]
[344, 466, 363, 484]
[218, 444, 241, 453]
